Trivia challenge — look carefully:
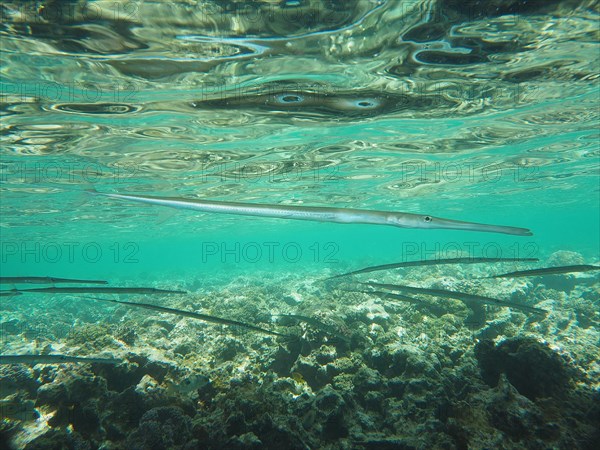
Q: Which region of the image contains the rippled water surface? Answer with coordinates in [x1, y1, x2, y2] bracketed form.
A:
[0, 1, 598, 283]
[2, 2, 599, 264]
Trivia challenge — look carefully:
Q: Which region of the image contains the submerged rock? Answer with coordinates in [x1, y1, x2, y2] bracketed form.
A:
[226, 431, 263, 449]
[486, 374, 544, 440]
[125, 406, 193, 450]
[23, 428, 91, 450]
[475, 337, 573, 400]
[547, 250, 585, 267]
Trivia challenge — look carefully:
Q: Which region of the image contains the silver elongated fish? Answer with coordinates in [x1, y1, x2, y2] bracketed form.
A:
[489, 264, 600, 279]
[364, 282, 547, 315]
[13, 286, 186, 295]
[0, 290, 20, 297]
[324, 257, 540, 280]
[0, 276, 108, 285]
[0, 354, 121, 365]
[80, 296, 289, 338]
[88, 190, 533, 236]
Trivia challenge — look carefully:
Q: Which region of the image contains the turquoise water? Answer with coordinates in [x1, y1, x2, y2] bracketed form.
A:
[1, 1, 598, 279]
[1, 1, 599, 449]
[1, 99, 598, 279]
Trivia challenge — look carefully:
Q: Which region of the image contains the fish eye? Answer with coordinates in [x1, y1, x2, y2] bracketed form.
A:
[343, 98, 380, 109]
[331, 97, 382, 111]
[423, 216, 432, 223]
[276, 94, 304, 104]
[355, 99, 378, 108]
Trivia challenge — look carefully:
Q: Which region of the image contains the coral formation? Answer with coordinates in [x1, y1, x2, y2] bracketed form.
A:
[1, 252, 598, 449]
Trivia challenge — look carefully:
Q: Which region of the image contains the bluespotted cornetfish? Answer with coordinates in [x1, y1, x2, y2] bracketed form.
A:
[0, 276, 108, 285]
[87, 190, 533, 236]
[0, 354, 121, 365]
[364, 282, 547, 315]
[0, 290, 21, 297]
[7, 286, 186, 295]
[488, 264, 600, 279]
[80, 296, 290, 338]
[324, 257, 540, 280]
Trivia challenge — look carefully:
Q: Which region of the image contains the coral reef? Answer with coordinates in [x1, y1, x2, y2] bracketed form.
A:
[1, 252, 598, 449]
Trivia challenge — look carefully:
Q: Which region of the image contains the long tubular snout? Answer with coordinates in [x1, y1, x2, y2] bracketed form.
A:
[427, 216, 533, 236]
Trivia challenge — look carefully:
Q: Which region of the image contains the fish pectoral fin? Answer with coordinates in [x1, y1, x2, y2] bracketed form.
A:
[154, 206, 177, 225]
